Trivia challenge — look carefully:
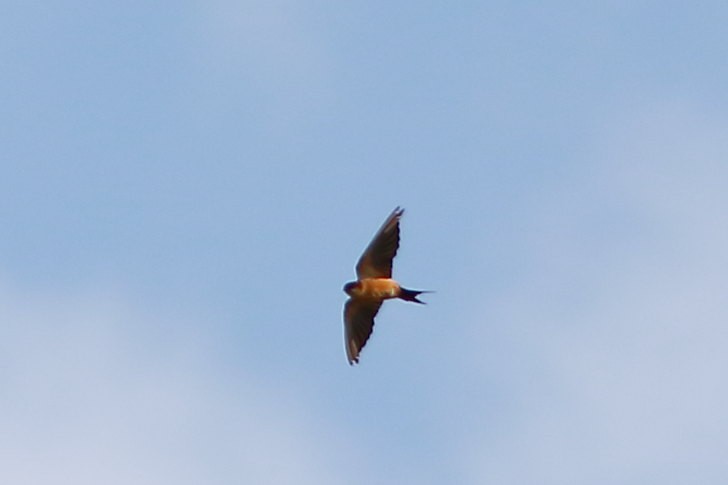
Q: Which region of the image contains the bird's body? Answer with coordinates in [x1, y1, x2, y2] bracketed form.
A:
[342, 207, 428, 364]
[345, 278, 400, 300]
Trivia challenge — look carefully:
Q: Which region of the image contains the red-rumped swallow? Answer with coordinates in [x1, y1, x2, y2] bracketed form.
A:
[343, 207, 429, 364]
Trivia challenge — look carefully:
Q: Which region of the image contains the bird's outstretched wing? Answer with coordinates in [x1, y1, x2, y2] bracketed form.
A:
[355, 207, 404, 279]
[344, 298, 383, 365]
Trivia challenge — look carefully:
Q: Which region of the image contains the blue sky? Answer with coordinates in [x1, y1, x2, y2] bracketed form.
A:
[3, 2, 728, 483]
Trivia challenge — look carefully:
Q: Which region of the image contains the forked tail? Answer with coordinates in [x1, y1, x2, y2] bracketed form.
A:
[399, 287, 432, 304]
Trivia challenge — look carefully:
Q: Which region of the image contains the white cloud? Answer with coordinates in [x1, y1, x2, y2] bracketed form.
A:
[0, 283, 348, 484]
[462, 102, 728, 484]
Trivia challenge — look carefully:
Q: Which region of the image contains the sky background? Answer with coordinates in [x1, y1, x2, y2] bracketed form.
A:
[2, 2, 728, 484]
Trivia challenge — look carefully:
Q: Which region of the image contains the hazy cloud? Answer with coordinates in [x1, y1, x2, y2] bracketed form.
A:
[0, 284, 348, 485]
[462, 101, 728, 484]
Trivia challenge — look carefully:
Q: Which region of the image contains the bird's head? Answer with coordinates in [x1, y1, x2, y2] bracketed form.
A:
[343, 281, 359, 296]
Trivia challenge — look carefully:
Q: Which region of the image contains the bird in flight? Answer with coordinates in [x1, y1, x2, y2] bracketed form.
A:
[343, 207, 429, 365]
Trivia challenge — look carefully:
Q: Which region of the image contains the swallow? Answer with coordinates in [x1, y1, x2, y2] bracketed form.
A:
[343, 207, 429, 365]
